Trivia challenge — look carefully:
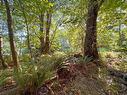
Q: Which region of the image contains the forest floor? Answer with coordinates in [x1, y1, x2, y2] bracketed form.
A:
[0, 54, 127, 95]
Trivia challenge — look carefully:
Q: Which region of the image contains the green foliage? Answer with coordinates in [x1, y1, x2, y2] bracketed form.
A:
[78, 56, 93, 64]
[13, 52, 67, 89]
[52, 51, 67, 69]
[39, 52, 67, 70]
[4, 55, 12, 64]
[13, 62, 54, 90]
[0, 69, 13, 86]
[20, 54, 31, 62]
[118, 62, 127, 72]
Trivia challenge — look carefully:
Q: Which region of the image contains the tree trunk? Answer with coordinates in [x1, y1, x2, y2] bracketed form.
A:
[0, 36, 8, 68]
[44, 12, 52, 54]
[4, 0, 19, 67]
[84, 0, 99, 60]
[18, 0, 32, 58]
[39, 13, 45, 54]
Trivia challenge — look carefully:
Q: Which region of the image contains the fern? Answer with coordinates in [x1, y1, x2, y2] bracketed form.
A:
[78, 56, 93, 64]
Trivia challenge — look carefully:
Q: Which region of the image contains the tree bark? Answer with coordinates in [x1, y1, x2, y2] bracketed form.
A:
[44, 11, 52, 54]
[0, 36, 8, 68]
[84, 0, 100, 60]
[4, 0, 19, 67]
[39, 13, 45, 54]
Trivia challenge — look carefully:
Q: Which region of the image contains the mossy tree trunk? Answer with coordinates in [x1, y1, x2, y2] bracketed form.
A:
[84, 0, 104, 60]
[4, 0, 19, 67]
[44, 11, 52, 54]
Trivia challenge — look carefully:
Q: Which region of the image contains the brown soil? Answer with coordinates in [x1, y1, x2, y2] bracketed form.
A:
[36, 62, 108, 95]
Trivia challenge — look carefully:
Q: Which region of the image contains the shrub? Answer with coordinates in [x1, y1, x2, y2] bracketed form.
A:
[13, 62, 54, 94]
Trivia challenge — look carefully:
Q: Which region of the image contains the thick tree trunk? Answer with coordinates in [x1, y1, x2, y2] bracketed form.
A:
[44, 12, 52, 54]
[84, 0, 99, 60]
[39, 13, 45, 54]
[0, 36, 8, 68]
[4, 0, 19, 67]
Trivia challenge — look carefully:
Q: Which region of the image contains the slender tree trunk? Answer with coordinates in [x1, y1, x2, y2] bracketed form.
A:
[18, 0, 32, 58]
[39, 13, 45, 54]
[44, 11, 52, 54]
[0, 36, 8, 68]
[4, 0, 19, 67]
[84, 0, 101, 60]
[25, 18, 32, 58]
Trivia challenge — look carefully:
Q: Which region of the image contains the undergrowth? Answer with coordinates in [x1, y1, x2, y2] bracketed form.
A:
[0, 52, 67, 94]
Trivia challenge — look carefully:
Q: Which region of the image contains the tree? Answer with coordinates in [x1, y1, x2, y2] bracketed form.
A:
[17, 0, 32, 58]
[84, 0, 104, 60]
[97, 0, 126, 50]
[4, 0, 19, 67]
[39, 13, 45, 53]
[44, 11, 52, 54]
[38, 1, 53, 54]
[0, 35, 8, 68]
